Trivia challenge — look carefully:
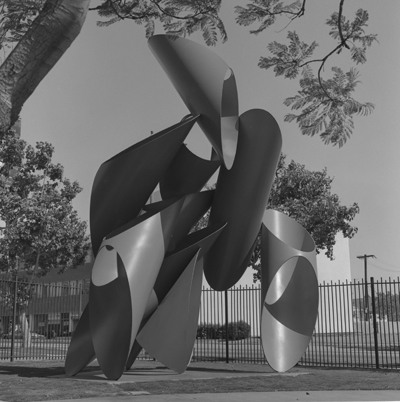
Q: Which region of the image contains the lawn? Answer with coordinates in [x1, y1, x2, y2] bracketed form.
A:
[1, 360, 400, 402]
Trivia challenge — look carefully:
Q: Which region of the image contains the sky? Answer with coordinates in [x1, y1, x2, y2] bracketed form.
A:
[17, 0, 400, 282]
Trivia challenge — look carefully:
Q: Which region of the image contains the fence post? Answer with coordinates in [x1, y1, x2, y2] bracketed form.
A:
[10, 276, 18, 362]
[370, 277, 379, 369]
[224, 290, 229, 363]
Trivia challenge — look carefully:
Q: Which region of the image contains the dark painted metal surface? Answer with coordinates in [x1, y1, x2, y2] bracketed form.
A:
[204, 109, 282, 291]
[90, 115, 197, 255]
[64, 305, 95, 376]
[159, 144, 221, 199]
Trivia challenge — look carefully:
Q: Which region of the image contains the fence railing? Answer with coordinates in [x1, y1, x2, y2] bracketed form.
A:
[1, 277, 400, 369]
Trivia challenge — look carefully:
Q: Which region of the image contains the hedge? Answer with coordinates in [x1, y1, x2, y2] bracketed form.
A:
[197, 320, 251, 340]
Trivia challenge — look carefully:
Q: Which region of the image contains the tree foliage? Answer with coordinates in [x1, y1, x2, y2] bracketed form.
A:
[90, 0, 227, 46]
[0, 0, 45, 55]
[0, 128, 90, 276]
[284, 66, 374, 147]
[236, 0, 377, 146]
[0, 1, 378, 146]
[0, 276, 37, 347]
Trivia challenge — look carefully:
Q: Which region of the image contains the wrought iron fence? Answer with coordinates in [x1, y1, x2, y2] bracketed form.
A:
[1, 276, 400, 370]
[0, 277, 89, 361]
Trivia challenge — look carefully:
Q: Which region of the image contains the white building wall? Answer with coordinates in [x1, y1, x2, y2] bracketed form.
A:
[315, 233, 354, 333]
[316, 233, 352, 284]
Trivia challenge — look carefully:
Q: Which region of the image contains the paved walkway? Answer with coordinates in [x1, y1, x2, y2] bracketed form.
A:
[41, 361, 400, 402]
[59, 365, 307, 383]
[41, 390, 400, 402]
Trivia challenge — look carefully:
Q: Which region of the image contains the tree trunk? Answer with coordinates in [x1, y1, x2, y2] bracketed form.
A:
[19, 311, 32, 348]
[0, 0, 91, 136]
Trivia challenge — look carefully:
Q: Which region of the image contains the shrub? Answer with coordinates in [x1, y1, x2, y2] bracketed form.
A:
[197, 320, 251, 340]
[220, 320, 251, 340]
[196, 323, 221, 339]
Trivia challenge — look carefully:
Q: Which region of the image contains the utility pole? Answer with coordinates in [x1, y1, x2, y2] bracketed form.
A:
[357, 254, 376, 320]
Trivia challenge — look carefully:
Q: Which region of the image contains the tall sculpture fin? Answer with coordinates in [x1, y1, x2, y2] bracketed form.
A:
[154, 223, 226, 301]
[260, 209, 318, 372]
[65, 305, 95, 377]
[137, 250, 203, 373]
[159, 144, 221, 199]
[145, 190, 215, 251]
[148, 35, 239, 169]
[125, 222, 226, 370]
[90, 115, 198, 255]
[204, 109, 282, 290]
[89, 197, 184, 380]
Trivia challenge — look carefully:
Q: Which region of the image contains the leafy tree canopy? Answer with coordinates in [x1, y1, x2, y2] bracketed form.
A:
[0, 127, 90, 276]
[0, 0, 377, 145]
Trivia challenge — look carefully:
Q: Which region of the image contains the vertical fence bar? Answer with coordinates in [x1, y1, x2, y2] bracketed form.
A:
[10, 276, 18, 362]
[334, 281, 340, 366]
[224, 290, 229, 363]
[370, 277, 379, 369]
[386, 279, 394, 369]
[360, 278, 369, 367]
[382, 279, 390, 368]
[345, 280, 353, 367]
[393, 279, 400, 368]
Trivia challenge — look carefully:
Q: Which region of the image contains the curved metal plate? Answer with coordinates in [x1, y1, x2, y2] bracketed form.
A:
[64, 305, 95, 377]
[159, 144, 221, 199]
[263, 209, 315, 253]
[148, 35, 239, 169]
[204, 109, 282, 290]
[260, 210, 318, 373]
[137, 250, 203, 373]
[89, 198, 183, 380]
[89, 251, 131, 381]
[90, 115, 197, 255]
[154, 222, 226, 302]
[126, 223, 225, 370]
[261, 303, 311, 373]
[144, 190, 215, 252]
[260, 210, 317, 302]
[264, 257, 318, 336]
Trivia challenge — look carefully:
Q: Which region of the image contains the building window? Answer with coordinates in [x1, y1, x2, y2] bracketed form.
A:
[36, 284, 43, 298]
[70, 280, 77, 295]
[49, 282, 56, 297]
[84, 279, 90, 294]
[62, 282, 69, 296]
[56, 282, 62, 297]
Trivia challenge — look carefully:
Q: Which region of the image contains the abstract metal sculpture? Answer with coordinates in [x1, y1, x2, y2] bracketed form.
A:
[65, 35, 319, 380]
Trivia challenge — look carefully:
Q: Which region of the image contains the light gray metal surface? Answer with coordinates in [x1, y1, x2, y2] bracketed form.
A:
[148, 35, 239, 169]
[261, 210, 319, 372]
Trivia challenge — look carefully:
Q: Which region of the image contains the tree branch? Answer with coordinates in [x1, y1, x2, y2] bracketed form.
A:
[297, 1, 351, 102]
[338, 0, 350, 49]
[150, 0, 213, 21]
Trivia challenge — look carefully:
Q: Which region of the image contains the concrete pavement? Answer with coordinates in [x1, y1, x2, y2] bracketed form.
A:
[42, 390, 400, 402]
[43, 360, 400, 402]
